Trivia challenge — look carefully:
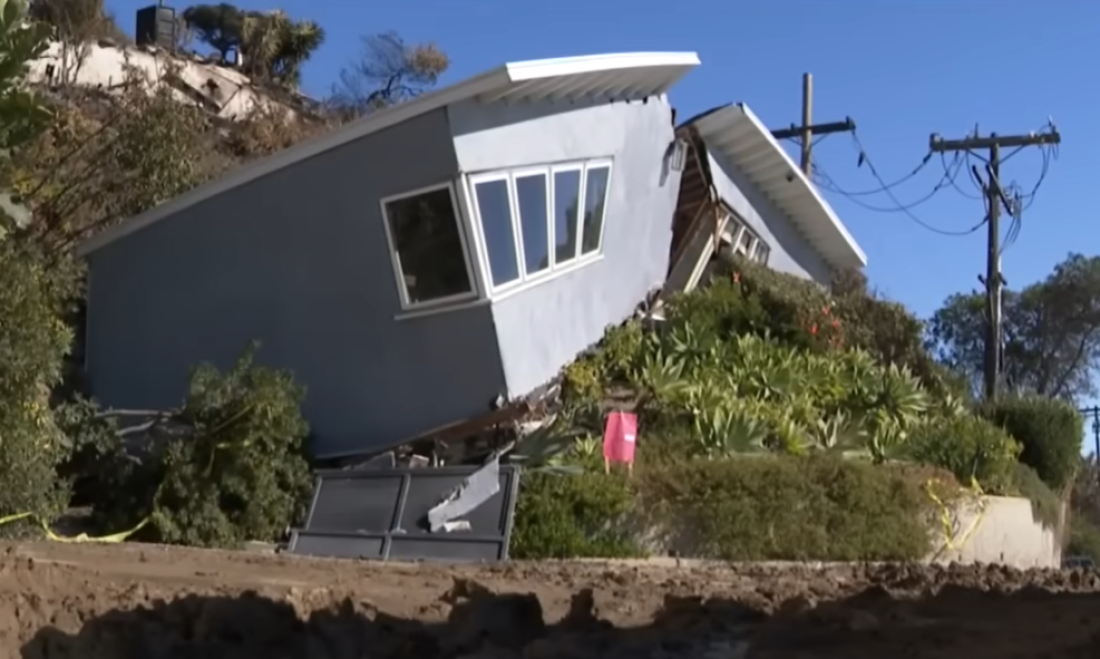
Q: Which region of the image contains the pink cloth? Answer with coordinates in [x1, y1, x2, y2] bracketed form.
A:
[602, 411, 638, 464]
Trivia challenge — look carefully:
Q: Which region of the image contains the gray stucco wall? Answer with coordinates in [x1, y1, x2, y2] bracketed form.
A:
[703, 148, 834, 285]
[448, 97, 681, 396]
[85, 108, 506, 458]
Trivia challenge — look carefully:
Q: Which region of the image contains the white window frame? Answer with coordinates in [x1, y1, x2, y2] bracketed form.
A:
[577, 158, 613, 259]
[379, 181, 479, 312]
[467, 171, 525, 294]
[510, 166, 554, 279]
[464, 158, 613, 298]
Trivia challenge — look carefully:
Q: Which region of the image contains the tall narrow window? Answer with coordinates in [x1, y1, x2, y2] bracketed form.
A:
[581, 164, 611, 255]
[515, 173, 550, 275]
[383, 186, 473, 307]
[553, 168, 581, 266]
[473, 178, 520, 287]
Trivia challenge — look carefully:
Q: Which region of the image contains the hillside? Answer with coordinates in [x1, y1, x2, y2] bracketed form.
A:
[15, 0, 448, 251]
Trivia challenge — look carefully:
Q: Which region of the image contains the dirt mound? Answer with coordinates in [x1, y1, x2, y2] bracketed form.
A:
[1, 543, 1098, 658]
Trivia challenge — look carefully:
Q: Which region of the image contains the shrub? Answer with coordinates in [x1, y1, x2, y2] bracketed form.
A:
[1067, 518, 1100, 563]
[979, 396, 1083, 492]
[82, 347, 315, 548]
[0, 243, 81, 536]
[1011, 463, 1062, 529]
[904, 414, 1020, 494]
[510, 469, 641, 559]
[640, 455, 931, 561]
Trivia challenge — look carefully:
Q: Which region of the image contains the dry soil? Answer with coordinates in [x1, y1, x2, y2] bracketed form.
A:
[0, 542, 1098, 658]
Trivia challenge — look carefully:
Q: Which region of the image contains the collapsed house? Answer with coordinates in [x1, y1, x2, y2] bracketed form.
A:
[76, 51, 867, 463]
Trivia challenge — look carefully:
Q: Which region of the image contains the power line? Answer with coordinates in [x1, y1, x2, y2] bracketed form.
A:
[814, 133, 986, 237]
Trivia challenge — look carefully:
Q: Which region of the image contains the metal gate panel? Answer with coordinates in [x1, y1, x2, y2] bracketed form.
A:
[287, 465, 520, 563]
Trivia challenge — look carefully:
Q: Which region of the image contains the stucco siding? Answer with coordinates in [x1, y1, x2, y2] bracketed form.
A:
[704, 148, 834, 284]
[449, 98, 681, 396]
[85, 107, 506, 457]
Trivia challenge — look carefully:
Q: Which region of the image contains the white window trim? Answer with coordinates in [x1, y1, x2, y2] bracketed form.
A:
[577, 159, 613, 259]
[468, 171, 527, 295]
[511, 166, 554, 279]
[463, 157, 613, 298]
[379, 181, 479, 313]
[549, 163, 585, 270]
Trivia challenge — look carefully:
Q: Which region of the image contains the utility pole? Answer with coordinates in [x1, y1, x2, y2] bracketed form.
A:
[929, 129, 1061, 400]
[770, 73, 856, 175]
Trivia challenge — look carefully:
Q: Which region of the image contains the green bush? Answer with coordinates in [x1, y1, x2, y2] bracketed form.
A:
[904, 414, 1020, 494]
[510, 469, 641, 559]
[1067, 517, 1100, 563]
[979, 396, 1083, 492]
[82, 346, 315, 548]
[0, 243, 80, 536]
[640, 455, 931, 561]
[1011, 463, 1062, 529]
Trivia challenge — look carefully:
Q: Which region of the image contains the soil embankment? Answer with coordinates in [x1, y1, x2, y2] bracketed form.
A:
[1, 542, 1097, 658]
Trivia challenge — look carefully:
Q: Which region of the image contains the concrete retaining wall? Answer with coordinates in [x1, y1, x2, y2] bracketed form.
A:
[929, 495, 1062, 569]
[631, 495, 1062, 569]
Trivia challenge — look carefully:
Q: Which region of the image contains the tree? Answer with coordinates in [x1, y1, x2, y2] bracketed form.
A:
[239, 9, 324, 86]
[928, 253, 1100, 401]
[181, 2, 244, 62]
[330, 32, 449, 118]
[0, 0, 82, 535]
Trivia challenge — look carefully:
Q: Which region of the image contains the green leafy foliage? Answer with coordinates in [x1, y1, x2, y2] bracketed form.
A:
[82, 346, 314, 548]
[978, 395, 1083, 492]
[903, 414, 1020, 494]
[0, 1, 79, 536]
[511, 467, 640, 560]
[1067, 517, 1100, 563]
[929, 253, 1100, 401]
[640, 456, 931, 561]
[1010, 463, 1062, 529]
[0, 243, 80, 534]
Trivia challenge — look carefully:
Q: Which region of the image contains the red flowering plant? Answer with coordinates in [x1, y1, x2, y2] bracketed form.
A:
[801, 303, 845, 352]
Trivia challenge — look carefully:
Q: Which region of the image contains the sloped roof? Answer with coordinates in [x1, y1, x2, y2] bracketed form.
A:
[79, 51, 702, 256]
[683, 103, 866, 270]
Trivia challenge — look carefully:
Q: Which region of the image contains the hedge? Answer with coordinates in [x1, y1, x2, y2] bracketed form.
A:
[511, 455, 936, 562]
[979, 396, 1083, 492]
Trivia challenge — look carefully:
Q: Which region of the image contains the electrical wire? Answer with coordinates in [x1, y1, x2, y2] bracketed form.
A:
[814, 131, 986, 237]
[941, 151, 983, 201]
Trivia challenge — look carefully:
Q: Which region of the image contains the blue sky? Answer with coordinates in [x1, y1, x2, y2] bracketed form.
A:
[105, 4, 1094, 400]
[105, 0, 1088, 319]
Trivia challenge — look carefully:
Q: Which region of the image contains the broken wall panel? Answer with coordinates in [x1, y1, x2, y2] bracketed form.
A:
[288, 465, 521, 563]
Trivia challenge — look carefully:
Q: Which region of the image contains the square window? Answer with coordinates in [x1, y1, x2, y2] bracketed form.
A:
[383, 186, 473, 306]
[473, 178, 520, 287]
[515, 173, 550, 275]
[552, 168, 581, 266]
[581, 164, 610, 255]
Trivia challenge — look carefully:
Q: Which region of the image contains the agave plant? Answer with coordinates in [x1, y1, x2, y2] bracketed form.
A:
[692, 404, 769, 458]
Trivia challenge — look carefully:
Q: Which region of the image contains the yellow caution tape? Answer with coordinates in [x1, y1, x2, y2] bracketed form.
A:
[923, 476, 987, 558]
[0, 511, 150, 543]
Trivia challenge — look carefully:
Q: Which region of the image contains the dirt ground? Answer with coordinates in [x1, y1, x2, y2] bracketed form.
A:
[0, 542, 1098, 659]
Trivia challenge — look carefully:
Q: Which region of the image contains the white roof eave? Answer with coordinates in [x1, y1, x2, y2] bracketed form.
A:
[689, 103, 866, 271]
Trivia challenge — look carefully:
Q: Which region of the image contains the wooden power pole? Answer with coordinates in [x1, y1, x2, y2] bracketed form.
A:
[929, 129, 1061, 400]
[770, 73, 856, 175]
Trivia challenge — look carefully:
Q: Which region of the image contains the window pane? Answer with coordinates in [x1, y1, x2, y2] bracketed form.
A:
[581, 166, 610, 254]
[515, 174, 550, 275]
[474, 179, 520, 287]
[385, 188, 472, 305]
[738, 229, 753, 251]
[553, 169, 581, 265]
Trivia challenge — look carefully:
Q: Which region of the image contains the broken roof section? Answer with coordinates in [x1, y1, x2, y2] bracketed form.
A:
[78, 51, 701, 257]
[682, 103, 867, 271]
